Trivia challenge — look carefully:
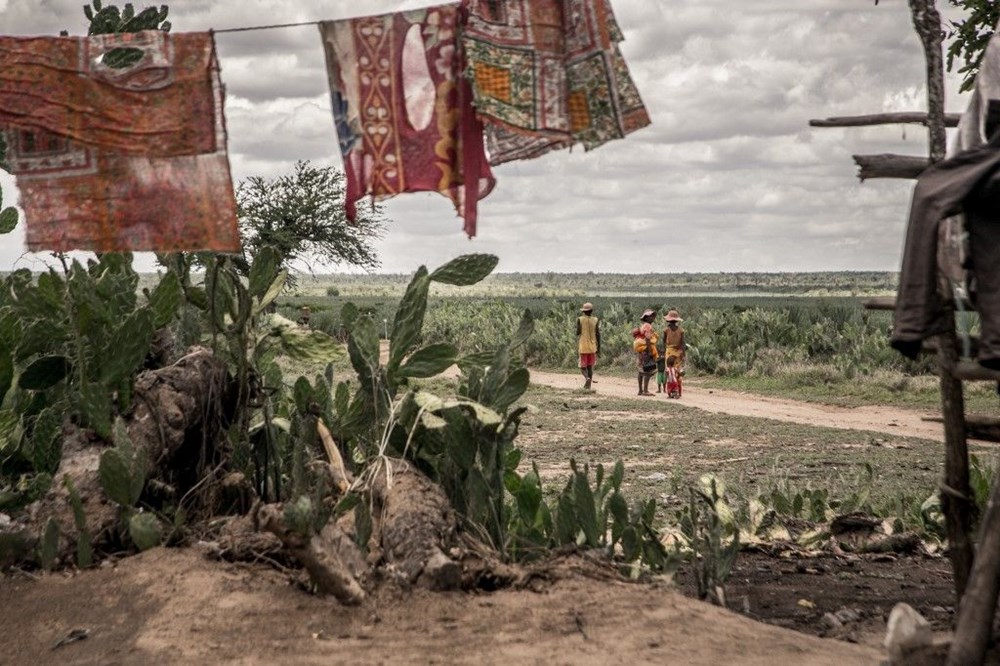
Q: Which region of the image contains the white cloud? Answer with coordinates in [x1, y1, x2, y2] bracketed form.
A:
[0, 0, 980, 274]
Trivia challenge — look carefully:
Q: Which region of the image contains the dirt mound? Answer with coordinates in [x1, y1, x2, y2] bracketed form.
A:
[0, 547, 880, 665]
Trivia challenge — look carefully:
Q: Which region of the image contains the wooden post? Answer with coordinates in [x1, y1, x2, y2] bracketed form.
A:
[816, 0, 982, 614]
[948, 477, 1000, 665]
[908, 0, 976, 603]
[808, 112, 961, 127]
[909, 0, 947, 161]
[936, 320, 974, 599]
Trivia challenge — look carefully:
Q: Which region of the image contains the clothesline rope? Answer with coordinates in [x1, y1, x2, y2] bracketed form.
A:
[213, 20, 321, 34]
[211, 3, 452, 34]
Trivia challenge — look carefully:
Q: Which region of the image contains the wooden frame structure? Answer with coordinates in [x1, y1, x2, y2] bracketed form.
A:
[812, 2, 1000, 663]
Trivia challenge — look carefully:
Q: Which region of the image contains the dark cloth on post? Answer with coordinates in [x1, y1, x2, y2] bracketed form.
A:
[890, 134, 1000, 359]
[964, 180, 1000, 367]
[893, 26, 1000, 365]
[318, 4, 496, 237]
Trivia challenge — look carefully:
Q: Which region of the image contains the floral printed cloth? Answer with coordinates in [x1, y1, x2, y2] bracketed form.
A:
[0, 31, 240, 252]
[463, 0, 650, 164]
[0, 31, 220, 156]
[319, 4, 496, 237]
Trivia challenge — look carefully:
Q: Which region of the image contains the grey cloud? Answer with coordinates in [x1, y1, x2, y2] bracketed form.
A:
[226, 96, 338, 165]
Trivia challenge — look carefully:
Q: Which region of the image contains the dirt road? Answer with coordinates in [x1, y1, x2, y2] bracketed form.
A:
[383, 333, 946, 441]
[528, 369, 947, 441]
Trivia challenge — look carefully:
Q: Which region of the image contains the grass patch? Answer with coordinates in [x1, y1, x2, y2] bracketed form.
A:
[512, 384, 998, 525]
[693, 367, 1000, 413]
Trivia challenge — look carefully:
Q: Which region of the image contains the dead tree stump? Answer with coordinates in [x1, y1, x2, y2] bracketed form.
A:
[369, 458, 462, 591]
[4, 347, 231, 566]
[256, 503, 367, 605]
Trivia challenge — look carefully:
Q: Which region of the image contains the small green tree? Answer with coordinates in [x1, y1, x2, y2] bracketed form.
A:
[237, 161, 385, 279]
[84, 1, 171, 34]
[946, 0, 1000, 92]
[84, 1, 171, 68]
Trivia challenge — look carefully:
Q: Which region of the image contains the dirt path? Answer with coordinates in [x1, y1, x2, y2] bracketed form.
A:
[529, 369, 947, 441]
[387, 338, 946, 441]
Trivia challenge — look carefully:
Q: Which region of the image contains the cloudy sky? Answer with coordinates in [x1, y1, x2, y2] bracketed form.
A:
[0, 0, 977, 275]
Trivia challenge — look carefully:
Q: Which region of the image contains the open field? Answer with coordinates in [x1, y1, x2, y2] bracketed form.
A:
[513, 381, 964, 508]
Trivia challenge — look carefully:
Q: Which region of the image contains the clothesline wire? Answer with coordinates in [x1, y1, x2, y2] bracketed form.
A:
[213, 20, 321, 34]
[210, 2, 448, 35]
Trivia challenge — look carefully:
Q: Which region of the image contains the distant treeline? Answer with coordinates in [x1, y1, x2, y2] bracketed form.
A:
[289, 271, 900, 298]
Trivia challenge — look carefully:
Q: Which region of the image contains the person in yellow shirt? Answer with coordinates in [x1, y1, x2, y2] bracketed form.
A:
[662, 309, 686, 371]
[577, 302, 601, 390]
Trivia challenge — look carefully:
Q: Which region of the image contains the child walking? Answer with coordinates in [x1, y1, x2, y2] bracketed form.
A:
[655, 351, 667, 393]
[665, 355, 682, 398]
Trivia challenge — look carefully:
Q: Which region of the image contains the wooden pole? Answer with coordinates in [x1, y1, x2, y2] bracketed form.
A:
[936, 322, 974, 600]
[809, 111, 961, 127]
[852, 154, 929, 180]
[907, 0, 976, 604]
[948, 478, 1000, 665]
[909, 0, 947, 161]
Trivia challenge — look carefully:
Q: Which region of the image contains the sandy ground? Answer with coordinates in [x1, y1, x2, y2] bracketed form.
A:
[530, 369, 946, 442]
[0, 548, 882, 665]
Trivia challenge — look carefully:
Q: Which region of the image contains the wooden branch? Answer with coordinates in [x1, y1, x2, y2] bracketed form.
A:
[2, 347, 232, 569]
[909, 0, 947, 161]
[952, 361, 1000, 382]
[809, 112, 961, 128]
[935, 325, 975, 604]
[853, 154, 930, 180]
[924, 414, 1000, 442]
[316, 419, 351, 493]
[370, 459, 462, 590]
[255, 503, 366, 605]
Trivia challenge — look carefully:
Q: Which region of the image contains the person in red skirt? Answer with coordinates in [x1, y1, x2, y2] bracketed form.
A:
[665, 355, 682, 399]
[576, 302, 601, 389]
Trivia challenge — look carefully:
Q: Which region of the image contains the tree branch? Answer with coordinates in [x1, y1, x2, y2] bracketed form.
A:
[852, 153, 930, 180]
[909, 0, 947, 162]
[809, 112, 961, 128]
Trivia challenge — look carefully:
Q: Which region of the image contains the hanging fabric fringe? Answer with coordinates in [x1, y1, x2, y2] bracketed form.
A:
[318, 3, 495, 237]
[463, 0, 650, 165]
